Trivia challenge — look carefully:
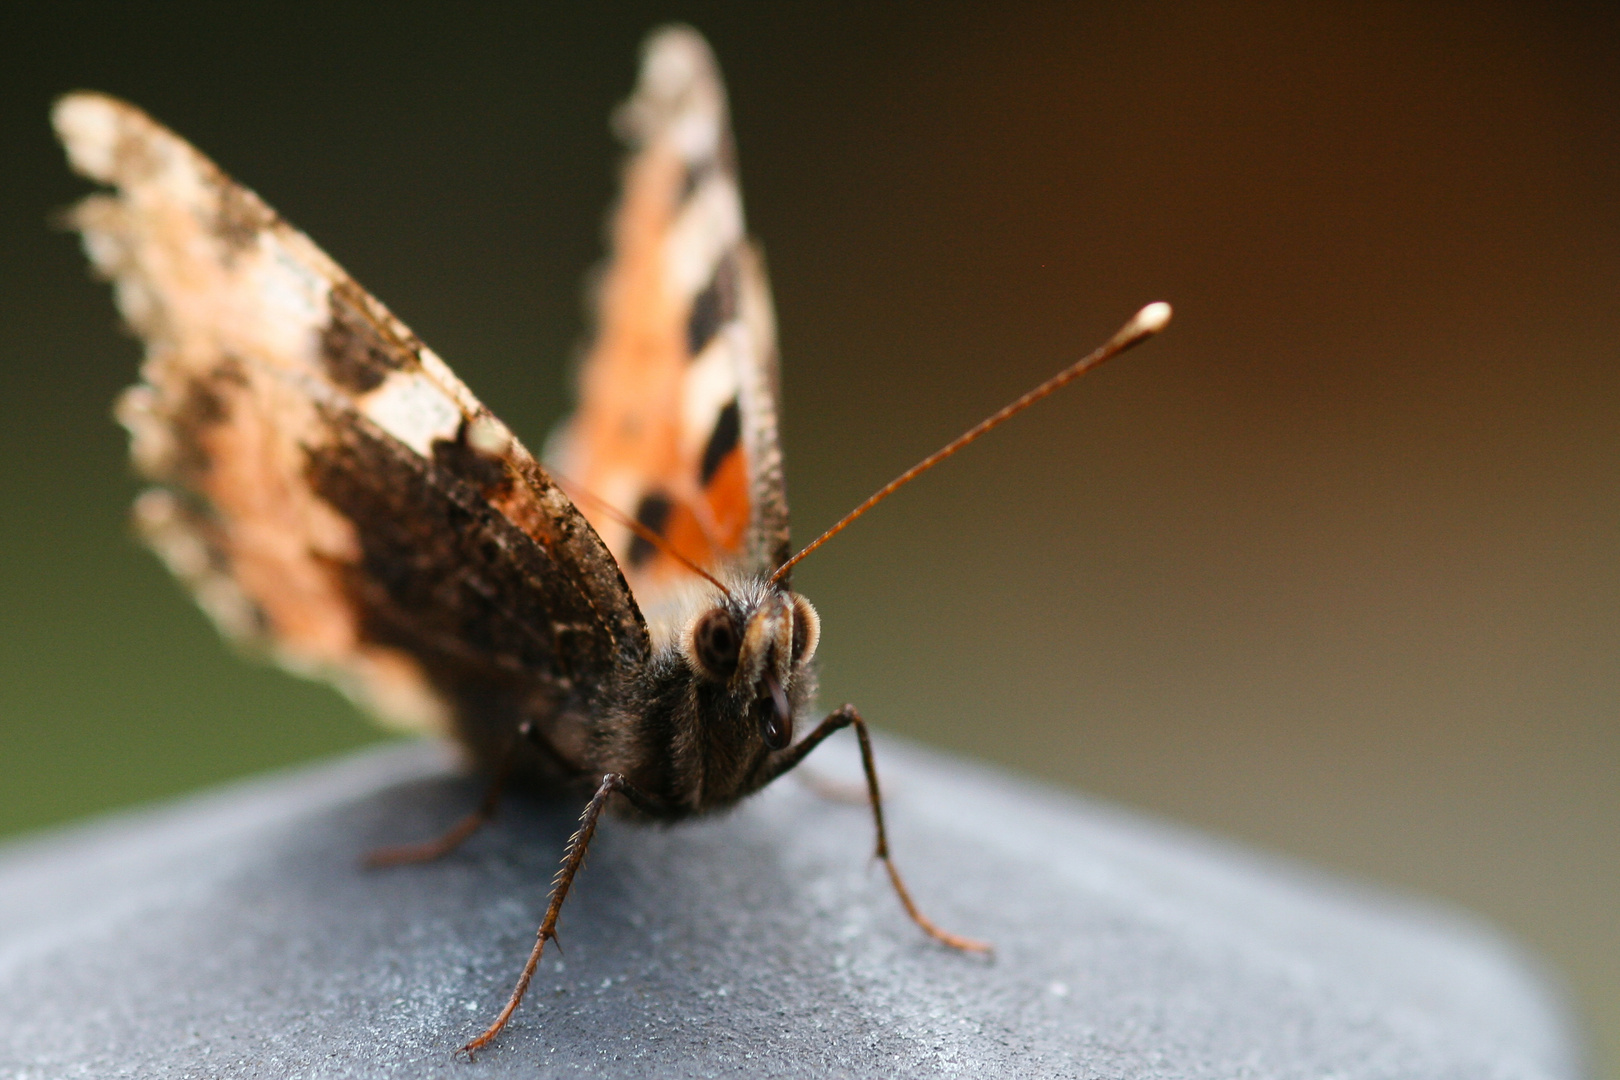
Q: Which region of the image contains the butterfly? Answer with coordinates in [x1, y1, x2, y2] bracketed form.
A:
[54, 25, 1167, 1054]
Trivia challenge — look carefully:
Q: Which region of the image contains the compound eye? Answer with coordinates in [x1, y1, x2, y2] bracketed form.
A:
[691, 608, 741, 681]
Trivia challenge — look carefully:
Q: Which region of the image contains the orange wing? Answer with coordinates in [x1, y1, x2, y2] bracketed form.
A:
[55, 93, 647, 758]
[547, 27, 790, 621]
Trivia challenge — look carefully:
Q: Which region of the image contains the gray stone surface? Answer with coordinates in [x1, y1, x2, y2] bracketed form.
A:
[0, 735, 1586, 1079]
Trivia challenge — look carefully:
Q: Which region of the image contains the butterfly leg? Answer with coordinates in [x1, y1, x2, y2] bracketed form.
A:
[461, 771, 660, 1056]
[364, 763, 511, 869]
[365, 721, 562, 868]
[766, 705, 992, 955]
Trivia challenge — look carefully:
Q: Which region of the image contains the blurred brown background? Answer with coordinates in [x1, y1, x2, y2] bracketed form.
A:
[1, 1, 1615, 1072]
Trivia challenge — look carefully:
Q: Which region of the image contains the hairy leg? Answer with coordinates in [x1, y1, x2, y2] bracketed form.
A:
[460, 771, 661, 1056]
[365, 721, 579, 868]
[765, 705, 991, 954]
[364, 741, 516, 869]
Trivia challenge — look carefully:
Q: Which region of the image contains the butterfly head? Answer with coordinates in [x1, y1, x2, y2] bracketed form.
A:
[680, 580, 819, 751]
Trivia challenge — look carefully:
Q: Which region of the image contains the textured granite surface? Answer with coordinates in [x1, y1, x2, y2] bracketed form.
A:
[0, 736, 1586, 1078]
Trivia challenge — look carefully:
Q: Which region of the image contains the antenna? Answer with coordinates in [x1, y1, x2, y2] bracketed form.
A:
[770, 302, 1171, 584]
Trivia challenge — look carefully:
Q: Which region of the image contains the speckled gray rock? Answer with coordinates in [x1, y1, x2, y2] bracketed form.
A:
[0, 736, 1586, 1079]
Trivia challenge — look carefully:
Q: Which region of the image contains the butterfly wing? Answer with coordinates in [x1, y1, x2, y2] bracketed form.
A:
[546, 27, 790, 623]
[55, 93, 647, 769]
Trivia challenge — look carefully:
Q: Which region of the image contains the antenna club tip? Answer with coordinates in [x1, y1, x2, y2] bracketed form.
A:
[1132, 301, 1173, 335]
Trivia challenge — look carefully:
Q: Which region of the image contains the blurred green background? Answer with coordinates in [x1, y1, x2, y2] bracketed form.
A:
[2, 1, 1615, 1072]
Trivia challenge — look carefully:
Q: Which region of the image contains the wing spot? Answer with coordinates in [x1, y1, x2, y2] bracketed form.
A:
[212, 178, 276, 254]
[169, 359, 246, 482]
[699, 399, 740, 486]
[678, 160, 713, 206]
[431, 418, 513, 498]
[322, 289, 414, 394]
[686, 251, 737, 360]
[628, 492, 674, 568]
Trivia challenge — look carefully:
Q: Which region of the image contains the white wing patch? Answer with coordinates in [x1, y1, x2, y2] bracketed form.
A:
[359, 371, 463, 456]
[664, 175, 743, 300]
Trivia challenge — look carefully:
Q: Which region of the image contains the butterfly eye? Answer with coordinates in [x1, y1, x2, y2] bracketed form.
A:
[790, 595, 820, 665]
[691, 608, 741, 681]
